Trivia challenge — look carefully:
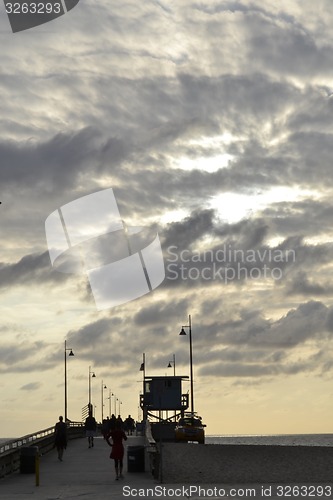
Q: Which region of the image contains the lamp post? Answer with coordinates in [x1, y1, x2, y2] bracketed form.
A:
[118, 400, 122, 416]
[88, 366, 96, 412]
[179, 314, 194, 414]
[101, 381, 107, 422]
[114, 396, 117, 416]
[167, 354, 176, 376]
[107, 390, 114, 417]
[64, 340, 74, 422]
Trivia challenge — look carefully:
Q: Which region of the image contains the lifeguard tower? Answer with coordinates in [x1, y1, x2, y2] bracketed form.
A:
[140, 375, 189, 422]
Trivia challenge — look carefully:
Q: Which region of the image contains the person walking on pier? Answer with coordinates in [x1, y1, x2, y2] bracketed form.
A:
[124, 415, 135, 435]
[106, 420, 127, 480]
[109, 414, 116, 431]
[85, 409, 97, 448]
[54, 416, 67, 461]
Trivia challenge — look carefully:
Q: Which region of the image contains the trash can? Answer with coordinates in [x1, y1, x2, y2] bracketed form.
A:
[127, 445, 145, 472]
[20, 446, 39, 474]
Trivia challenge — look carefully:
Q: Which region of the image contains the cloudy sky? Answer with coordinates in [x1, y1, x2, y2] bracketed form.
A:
[1, 0, 333, 437]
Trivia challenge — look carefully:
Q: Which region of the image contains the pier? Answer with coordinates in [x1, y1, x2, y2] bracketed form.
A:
[1, 424, 333, 499]
[0, 425, 156, 500]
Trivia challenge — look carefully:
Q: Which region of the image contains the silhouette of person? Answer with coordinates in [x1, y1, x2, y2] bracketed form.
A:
[109, 414, 117, 431]
[116, 414, 123, 429]
[106, 420, 127, 480]
[102, 418, 109, 439]
[54, 416, 67, 461]
[124, 415, 135, 435]
[85, 409, 97, 448]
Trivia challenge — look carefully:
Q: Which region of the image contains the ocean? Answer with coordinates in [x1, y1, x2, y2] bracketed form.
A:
[0, 438, 15, 445]
[205, 434, 333, 446]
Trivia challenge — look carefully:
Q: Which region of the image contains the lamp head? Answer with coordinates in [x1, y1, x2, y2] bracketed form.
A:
[92, 372, 96, 378]
[179, 327, 187, 335]
[69, 349, 74, 356]
[167, 362, 172, 368]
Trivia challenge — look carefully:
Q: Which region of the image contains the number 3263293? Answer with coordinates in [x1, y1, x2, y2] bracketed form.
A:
[5, 2, 62, 14]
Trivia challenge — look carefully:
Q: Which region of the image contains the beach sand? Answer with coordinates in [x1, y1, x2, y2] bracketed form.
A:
[160, 443, 333, 483]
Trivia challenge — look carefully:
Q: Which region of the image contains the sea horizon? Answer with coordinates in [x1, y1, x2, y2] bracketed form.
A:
[1, 432, 333, 448]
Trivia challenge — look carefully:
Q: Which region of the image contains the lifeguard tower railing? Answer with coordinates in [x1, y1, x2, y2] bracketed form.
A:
[140, 393, 189, 417]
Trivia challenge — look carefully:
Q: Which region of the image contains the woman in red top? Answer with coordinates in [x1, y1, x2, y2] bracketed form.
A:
[106, 421, 127, 480]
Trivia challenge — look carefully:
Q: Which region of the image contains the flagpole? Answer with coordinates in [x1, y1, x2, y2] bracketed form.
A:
[139, 353, 146, 420]
[143, 352, 145, 397]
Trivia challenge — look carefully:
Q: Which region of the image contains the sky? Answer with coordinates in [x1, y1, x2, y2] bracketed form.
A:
[1, 0, 333, 438]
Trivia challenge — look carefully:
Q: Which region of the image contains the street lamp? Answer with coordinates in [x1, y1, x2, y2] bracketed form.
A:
[167, 354, 176, 376]
[64, 340, 74, 422]
[101, 381, 107, 422]
[107, 390, 114, 417]
[118, 400, 122, 416]
[179, 314, 194, 414]
[114, 395, 117, 416]
[88, 366, 96, 411]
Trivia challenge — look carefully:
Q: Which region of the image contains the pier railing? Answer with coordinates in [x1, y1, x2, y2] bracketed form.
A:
[0, 422, 85, 478]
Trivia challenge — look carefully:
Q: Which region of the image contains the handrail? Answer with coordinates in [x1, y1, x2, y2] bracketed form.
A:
[145, 420, 156, 447]
[144, 420, 160, 480]
[0, 421, 84, 456]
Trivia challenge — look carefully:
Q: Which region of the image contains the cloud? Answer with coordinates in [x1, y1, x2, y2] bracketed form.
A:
[163, 209, 216, 250]
[221, 300, 328, 348]
[0, 252, 69, 290]
[0, 338, 55, 374]
[286, 271, 331, 296]
[20, 382, 42, 391]
[134, 299, 189, 326]
[0, 128, 128, 193]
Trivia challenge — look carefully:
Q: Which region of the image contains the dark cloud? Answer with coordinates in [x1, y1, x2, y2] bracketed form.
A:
[286, 271, 331, 296]
[0, 128, 128, 193]
[134, 299, 189, 327]
[194, 301, 333, 378]
[221, 300, 328, 348]
[163, 209, 216, 250]
[0, 252, 69, 289]
[0, 339, 55, 374]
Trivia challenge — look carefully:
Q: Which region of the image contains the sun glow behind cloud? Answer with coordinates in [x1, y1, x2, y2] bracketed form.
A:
[172, 133, 237, 172]
[210, 186, 320, 223]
